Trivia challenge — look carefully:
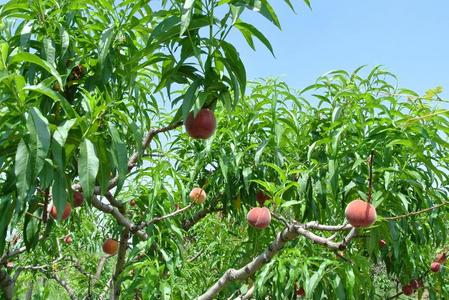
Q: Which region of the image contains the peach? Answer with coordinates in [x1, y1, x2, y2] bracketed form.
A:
[73, 191, 84, 207]
[402, 284, 413, 295]
[50, 202, 71, 220]
[63, 235, 73, 244]
[344, 199, 377, 227]
[247, 207, 271, 229]
[410, 279, 421, 289]
[431, 262, 441, 272]
[102, 239, 118, 256]
[378, 239, 387, 248]
[189, 187, 206, 204]
[184, 108, 216, 139]
[256, 191, 270, 206]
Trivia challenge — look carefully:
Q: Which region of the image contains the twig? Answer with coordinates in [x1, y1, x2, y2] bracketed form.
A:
[91, 256, 108, 285]
[233, 284, 254, 300]
[135, 203, 194, 231]
[72, 121, 183, 195]
[48, 272, 77, 300]
[384, 201, 449, 221]
[182, 207, 222, 231]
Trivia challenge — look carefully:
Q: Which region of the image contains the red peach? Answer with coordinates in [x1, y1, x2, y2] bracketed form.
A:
[344, 199, 377, 227]
[256, 191, 270, 206]
[431, 262, 441, 272]
[184, 109, 216, 139]
[50, 203, 71, 220]
[189, 187, 206, 204]
[247, 207, 271, 229]
[73, 191, 84, 207]
[102, 239, 118, 256]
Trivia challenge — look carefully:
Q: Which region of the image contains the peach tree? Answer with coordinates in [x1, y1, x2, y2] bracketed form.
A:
[1, 0, 449, 299]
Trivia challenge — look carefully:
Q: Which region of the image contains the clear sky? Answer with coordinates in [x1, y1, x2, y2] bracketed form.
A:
[229, 0, 449, 97]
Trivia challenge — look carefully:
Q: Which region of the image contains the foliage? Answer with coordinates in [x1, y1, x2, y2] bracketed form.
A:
[1, 0, 449, 299]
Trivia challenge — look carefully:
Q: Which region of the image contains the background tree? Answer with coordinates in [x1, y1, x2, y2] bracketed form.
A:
[1, 0, 449, 299]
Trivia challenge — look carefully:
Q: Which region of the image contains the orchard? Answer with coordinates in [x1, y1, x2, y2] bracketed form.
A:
[1, 0, 449, 299]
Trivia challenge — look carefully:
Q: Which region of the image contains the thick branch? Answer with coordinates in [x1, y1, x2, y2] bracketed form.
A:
[198, 221, 357, 299]
[135, 203, 194, 231]
[111, 228, 130, 300]
[105, 192, 124, 208]
[90, 196, 148, 240]
[198, 226, 297, 300]
[303, 221, 352, 232]
[0, 269, 13, 300]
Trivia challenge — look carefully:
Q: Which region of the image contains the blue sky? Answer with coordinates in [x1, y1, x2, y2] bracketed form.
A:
[229, 0, 449, 97]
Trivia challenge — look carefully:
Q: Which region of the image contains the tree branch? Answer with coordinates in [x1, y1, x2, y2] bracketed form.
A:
[48, 272, 77, 300]
[0, 269, 13, 300]
[111, 228, 130, 300]
[135, 203, 194, 231]
[182, 207, 221, 231]
[91, 256, 108, 286]
[90, 196, 148, 240]
[197, 225, 298, 300]
[384, 201, 449, 221]
[72, 121, 183, 194]
[198, 221, 356, 299]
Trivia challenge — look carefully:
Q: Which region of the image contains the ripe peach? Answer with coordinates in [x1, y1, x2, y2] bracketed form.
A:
[73, 191, 84, 207]
[296, 287, 305, 297]
[50, 203, 71, 220]
[431, 262, 441, 272]
[344, 199, 377, 227]
[189, 187, 206, 204]
[63, 235, 73, 244]
[402, 284, 413, 296]
[256, 191, 270, 206]
[378, 239, 386, 248]
[410, 279, 421, 289]
[102, 239, 118, 256]
[184, 108, 216, 139]
[247, 207, 271, 229]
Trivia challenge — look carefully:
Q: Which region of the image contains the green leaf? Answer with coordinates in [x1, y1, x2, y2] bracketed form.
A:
[233, 0, 281, 29]
[0, 196, 15, 255]
[42, 38, 55, 65]
[98, 27, 115, 68]
[60, 25, 70, 58]
[234, 21, 275, 56]
[52, 170, 68, 220]
[180, 0, 195, 36]
[10, 52, 63, 90]
[78, 139, 99, 199]
[26, 107, 51, 177]
[109, 123, 128, 194]
[15, 139, 31, 204]
[24, 84, 77, 118]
